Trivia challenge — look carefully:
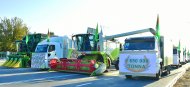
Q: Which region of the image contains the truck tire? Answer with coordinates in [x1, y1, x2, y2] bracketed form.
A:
[168, 66, 171, 74]
[125, 75, 132, 79]
[155, 70, 161, 80]
[180, 64, 182, 67]
[169, 70, 171, 74]
[115, 59, 119, 70]
[176, 65, 179, 69]
[26, 60, 31, 68]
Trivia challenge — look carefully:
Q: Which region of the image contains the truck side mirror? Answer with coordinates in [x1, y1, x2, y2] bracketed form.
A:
[48, 53, 51, 57]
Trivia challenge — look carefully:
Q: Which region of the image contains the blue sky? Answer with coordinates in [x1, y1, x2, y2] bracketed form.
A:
[1, 0, 190, 46]
[0, 0, 84, 33]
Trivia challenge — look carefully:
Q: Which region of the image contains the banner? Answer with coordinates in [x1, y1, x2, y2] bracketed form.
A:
[119, 51, 158, 74]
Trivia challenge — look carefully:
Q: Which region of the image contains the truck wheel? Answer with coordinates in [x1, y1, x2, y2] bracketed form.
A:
[168, 67, 171, 74]
[115, 60, 119, 70]
[176, 65, 179, 69]
[26, 60, 31, 68]
[156, 70, 161, 80]
[165, 70, 170, 75]
[163, 66, 170, 75]
[125, 75, 132, 79]
[180, 64, 182, 67]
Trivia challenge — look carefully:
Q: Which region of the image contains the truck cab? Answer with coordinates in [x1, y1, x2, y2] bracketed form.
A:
[73, 34, 98, 52]
[119, 36, 173, 80]
[172, 46, 181, 68]
[31, 36, 73, 69]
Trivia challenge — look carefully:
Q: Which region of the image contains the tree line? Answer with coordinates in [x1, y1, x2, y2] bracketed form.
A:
[0, 17, 29, 51]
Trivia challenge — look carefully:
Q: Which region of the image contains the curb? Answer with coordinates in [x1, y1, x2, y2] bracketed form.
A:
[166, 64, 190, 87]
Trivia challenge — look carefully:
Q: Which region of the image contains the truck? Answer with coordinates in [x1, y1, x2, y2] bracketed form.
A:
[119, 28, 173, 80]
[183, 48, 188, 63]
[172, 46, 181, 68]
[178, 42, 186, 65]
[187, 50, 190, 62]
[2, 33, 47, 68]
[31, 36, 75, 69]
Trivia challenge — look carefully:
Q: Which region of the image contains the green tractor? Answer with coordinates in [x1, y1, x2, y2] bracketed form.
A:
[2, 33, 47, 68]
[70, 27, 122, 75]
[72, 33, 121, 70]
[49, 27, 121, 76]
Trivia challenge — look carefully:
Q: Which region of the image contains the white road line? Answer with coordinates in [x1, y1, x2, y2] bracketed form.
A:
[76, 83, 92, 87]
[0, 74, 79, 86]
[0, 71, 53, 77]
[0, 68, 36, 72]
[103, 78, 113, 80]
[0, 68, 30, 70]
[75, 78, 114, 87]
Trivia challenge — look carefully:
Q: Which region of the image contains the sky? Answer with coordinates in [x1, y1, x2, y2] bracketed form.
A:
[1, 0, 190, 47]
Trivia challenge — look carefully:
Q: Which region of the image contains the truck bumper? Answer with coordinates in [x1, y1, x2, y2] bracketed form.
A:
[119, 72, 157, 77]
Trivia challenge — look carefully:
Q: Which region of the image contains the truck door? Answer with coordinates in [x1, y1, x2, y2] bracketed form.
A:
[48, 45, 56, 58]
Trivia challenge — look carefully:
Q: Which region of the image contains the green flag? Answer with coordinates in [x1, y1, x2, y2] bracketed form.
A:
[95, 23, 99, 42]
[155, 15, 160, 41]
[47, 29, 50, 42]
[25, 35, 29, 44]
[177, 40, 180, 51]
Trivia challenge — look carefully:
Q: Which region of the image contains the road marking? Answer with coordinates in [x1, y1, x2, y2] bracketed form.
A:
[0, 68, 35, 71]
[0, 71, 54, 77]
[76, 82, 92, 87]
[0, 74, 79, 86]
[103, 78, 113, 80]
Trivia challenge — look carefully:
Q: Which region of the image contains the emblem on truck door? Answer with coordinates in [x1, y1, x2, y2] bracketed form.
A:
[125, 55, 150, 72]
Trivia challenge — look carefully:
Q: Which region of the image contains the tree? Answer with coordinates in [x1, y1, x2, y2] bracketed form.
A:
[0, 17, 29, 51]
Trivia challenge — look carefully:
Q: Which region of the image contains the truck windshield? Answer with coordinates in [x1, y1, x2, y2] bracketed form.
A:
[35, 45, 48, 52]
[124, 37, 155, 50]
[74, 34, 97, 51]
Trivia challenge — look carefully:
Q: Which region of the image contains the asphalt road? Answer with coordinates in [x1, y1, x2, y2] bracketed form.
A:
[0, 63, 189, 87]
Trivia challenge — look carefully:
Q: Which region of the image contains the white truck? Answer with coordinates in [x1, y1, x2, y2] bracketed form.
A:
[183, 48, 188, 63]
[119, 29, 173, 80]
[187, 50, 190, 62]
[172, 46, 181, 68]
[179, 44, 186, 65]
[31, 36, 75, 69]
